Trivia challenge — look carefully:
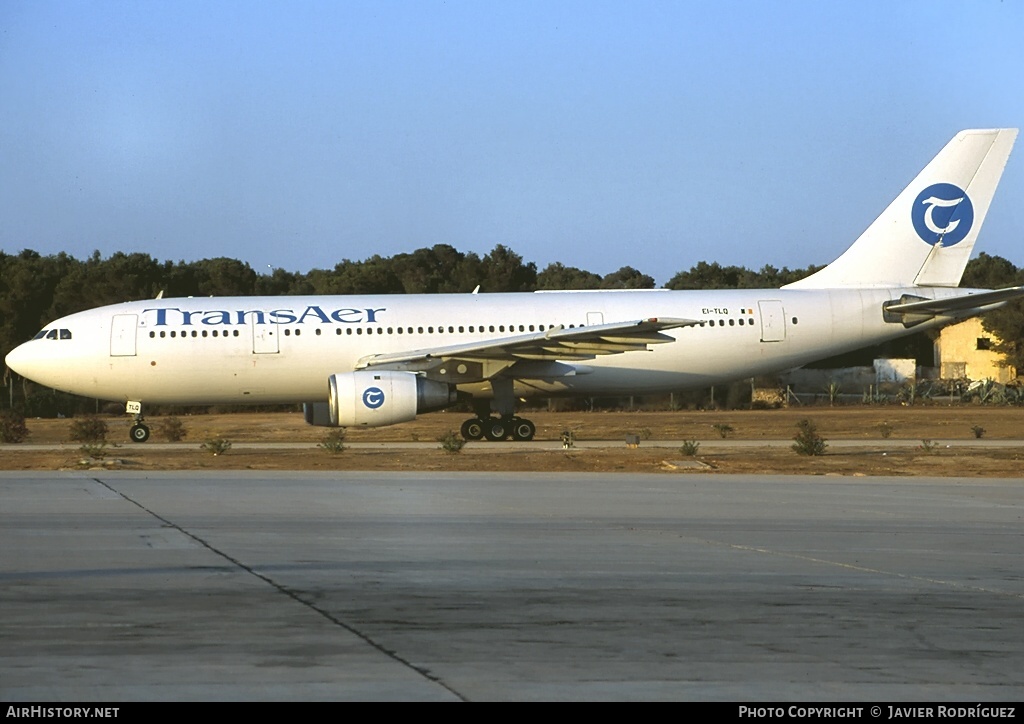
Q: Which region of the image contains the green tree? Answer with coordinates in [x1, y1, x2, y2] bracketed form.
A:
[600, 266, 655, 289]
[478, 244, 537, 292]
[962, 254, 1024, 372]
[49, 251, 165, 319]
[391, 244, 481, 293]
[665, 261, 821, 289]
[536, 262, 602, 290]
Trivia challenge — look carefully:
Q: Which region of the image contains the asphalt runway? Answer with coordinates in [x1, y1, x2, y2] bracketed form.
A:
[2, 471, 1022, 701]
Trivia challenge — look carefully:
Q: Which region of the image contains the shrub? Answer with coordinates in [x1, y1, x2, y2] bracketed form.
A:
[202, 438, 232, 455]
[971, 425, 986, 439]
[792, 419, 827, 456]
[0, 410, 29, 443]
[638, 427, 652, 440]
[79, 442, 108, 460]
[69, 416, 108, 443]
[318, 429, 346, 454]
[712, 423, 734, 439]
[680, 440, 700, 456]
[438, 430, 465, 454]
[878, 422, 894, 439]
[158, 417, 187, 442]
[919, 439, 937, 454]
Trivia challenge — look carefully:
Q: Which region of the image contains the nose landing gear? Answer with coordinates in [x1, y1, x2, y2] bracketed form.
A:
[126, 400, 150, 443]
[129, 422, 151, 443]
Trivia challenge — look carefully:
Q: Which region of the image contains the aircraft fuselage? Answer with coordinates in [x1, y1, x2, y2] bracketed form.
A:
[10, 286, 971, 406]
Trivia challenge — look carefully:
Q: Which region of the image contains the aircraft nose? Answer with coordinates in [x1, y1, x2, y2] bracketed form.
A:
[5, 339, 72, 391]
[4, 342, 34, 378]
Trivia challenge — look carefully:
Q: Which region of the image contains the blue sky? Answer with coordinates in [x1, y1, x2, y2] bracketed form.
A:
[2, 0, 1022, 284]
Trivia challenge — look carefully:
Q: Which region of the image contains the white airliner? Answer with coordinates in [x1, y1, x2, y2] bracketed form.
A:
[6, 129, 1023, 443]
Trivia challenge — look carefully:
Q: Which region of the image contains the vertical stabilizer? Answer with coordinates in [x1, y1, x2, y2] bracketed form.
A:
[785, 128, 1017, 289]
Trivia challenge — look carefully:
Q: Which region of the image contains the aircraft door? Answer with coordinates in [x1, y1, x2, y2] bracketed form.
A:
[758, 300, 786, 342]
[110, 314, 138, 356]
[251, 318, 279, 354]
[586, 312, 604, 326]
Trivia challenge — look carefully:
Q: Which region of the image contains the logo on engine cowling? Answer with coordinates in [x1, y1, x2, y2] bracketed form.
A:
[362, 387, 385, 409]
[911, 183, 973, 246]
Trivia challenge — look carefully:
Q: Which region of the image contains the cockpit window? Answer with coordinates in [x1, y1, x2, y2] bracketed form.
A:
[32, 328, 72, 340]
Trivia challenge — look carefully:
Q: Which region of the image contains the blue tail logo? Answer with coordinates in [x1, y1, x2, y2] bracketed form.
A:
[912, 183, 973, 246]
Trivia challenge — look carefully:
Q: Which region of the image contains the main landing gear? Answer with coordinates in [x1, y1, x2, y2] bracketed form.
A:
[126, 400, 150, 443]
[460, 415, 536, 442]
[460, 379, 536, 442]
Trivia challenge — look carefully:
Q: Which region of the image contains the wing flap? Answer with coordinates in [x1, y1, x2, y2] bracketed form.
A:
[355, 317, 695, 378]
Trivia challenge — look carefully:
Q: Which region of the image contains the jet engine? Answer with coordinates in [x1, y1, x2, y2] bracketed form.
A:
[310, 370, 457, 427]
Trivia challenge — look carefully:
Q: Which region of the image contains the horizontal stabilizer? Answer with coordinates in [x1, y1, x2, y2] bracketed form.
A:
[885, 286, 1024, 316]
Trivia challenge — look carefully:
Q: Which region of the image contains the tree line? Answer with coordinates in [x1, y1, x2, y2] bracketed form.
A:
[2, 245, 1022, 412]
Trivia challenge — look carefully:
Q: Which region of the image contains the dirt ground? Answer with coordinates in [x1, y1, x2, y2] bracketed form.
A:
[4, 406, 1024, 477]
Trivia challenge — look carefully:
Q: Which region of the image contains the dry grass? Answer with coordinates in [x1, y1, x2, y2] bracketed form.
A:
[4, 407, 1024, 476]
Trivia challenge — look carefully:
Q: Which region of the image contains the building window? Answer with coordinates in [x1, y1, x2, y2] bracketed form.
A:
[977, 337, 993, 351]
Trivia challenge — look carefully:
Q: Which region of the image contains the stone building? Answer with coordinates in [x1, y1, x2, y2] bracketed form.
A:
[935, 317, 1017, 382]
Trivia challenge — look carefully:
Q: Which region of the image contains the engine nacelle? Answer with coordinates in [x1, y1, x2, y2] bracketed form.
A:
[326, 370, 458, 427]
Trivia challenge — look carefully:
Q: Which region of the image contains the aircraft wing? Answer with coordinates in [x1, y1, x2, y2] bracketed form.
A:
[885, 286, 1024, 316]
[355, 317, 695, 381]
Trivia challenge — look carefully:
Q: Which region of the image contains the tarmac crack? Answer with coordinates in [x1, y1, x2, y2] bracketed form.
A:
[91, 477, 468, 701]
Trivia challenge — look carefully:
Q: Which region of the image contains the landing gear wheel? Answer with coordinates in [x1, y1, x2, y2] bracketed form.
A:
[510, 418, 536, 442]
[129, 423, 151, 443]
[483, 418, 510, 442]
[461, 418, 485, 441]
